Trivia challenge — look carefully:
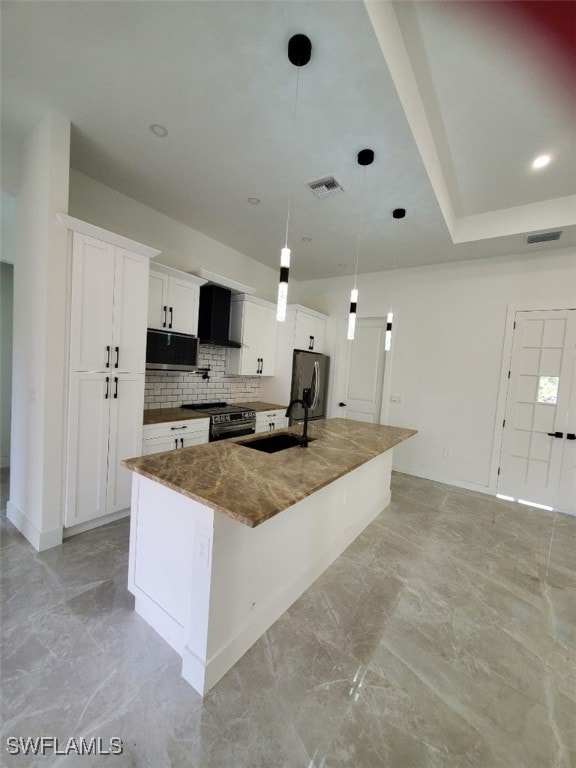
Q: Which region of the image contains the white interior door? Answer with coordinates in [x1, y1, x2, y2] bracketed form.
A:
[337, 317, 386, 423]
[498, 309, 576, 513]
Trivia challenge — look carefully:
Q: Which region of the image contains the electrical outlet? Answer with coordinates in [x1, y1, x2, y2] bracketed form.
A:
[443, 449, 452, 459]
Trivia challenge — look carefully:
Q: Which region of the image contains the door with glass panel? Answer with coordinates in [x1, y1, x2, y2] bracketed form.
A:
[498, 309, 576, 513]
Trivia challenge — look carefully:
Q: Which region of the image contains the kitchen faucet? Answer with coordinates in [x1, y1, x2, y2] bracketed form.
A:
[285, 388, 311, 447]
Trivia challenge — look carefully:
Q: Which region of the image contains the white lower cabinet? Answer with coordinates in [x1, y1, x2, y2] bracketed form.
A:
[255, 409, 289, 434]
[65, 372, 144, 526]
[142, 418, 210, 455]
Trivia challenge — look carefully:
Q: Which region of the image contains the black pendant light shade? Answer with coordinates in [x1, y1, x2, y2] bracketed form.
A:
[288, 34, 312, 67]
[357, 149, 375, 166]
[393, 208, 406, 219]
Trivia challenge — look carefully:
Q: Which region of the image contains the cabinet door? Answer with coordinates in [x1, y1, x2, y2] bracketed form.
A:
[65, 373, 110, 526]
[259, 304, 277, 375]
[112, 249, 149, 372]
[142, 435, 180, 455]
[240, 301, 262, 375]
[182, 432, 209, 448]
[148, 270, 169, 330]
[294, 311, 325, 353]
[168, 277, 200, 335]
[69, 234, 116, 372]
[107, 373, 145, 515]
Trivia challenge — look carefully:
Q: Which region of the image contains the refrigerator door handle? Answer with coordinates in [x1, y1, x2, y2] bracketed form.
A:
[311, 360, 320, 411]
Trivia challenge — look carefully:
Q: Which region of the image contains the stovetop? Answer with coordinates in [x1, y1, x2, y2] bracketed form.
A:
[181, 402, 254, 416]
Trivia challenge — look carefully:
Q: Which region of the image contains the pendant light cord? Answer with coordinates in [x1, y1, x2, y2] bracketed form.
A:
[284, 65, 301, 249]
[352, 165, 366, 290]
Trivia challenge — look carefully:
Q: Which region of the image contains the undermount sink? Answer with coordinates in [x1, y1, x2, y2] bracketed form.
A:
[238, 433, 314, 454]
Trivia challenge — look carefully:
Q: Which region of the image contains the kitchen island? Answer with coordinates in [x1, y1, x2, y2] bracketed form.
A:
[123, 418, 416, 695]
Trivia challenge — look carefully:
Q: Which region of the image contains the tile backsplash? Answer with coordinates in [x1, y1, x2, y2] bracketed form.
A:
[144, 346, 261, 409]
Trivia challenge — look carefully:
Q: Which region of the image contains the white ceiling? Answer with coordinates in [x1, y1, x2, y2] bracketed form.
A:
[1, 0, 575, 281]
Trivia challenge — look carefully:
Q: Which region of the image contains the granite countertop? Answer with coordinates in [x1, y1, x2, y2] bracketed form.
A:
[124, 418, 417, 528]
[143, 401, 287, 426]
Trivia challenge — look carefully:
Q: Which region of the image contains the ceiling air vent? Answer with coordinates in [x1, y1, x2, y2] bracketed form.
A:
[526, 231, 562, 244]
[306, 175, 345, 199]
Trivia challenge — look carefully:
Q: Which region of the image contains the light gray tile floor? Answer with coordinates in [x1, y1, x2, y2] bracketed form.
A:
[1, 472, 574, 767]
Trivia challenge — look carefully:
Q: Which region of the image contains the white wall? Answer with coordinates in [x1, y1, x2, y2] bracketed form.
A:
[297, 249, 576, 493]
[69, 170, 291, 304]
[0, 263, 14, 468]
[8, 114, 70, 550]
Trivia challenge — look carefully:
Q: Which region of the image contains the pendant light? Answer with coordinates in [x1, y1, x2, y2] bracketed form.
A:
[276, 34, 312, 322]
[385, 207, 406, 351]
[347, 148, 374, 340]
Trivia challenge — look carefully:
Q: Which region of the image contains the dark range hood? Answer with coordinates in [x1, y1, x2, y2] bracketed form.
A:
[198, 285, 241, 348]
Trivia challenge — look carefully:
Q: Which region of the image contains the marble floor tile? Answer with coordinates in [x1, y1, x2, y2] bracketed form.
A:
[1, 472, 575, 767]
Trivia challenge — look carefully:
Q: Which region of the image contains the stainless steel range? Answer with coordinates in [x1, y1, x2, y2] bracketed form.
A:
[181, 402, 256, 442]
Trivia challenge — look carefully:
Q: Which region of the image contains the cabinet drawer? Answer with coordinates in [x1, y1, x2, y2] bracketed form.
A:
[143, 418, 209, 441]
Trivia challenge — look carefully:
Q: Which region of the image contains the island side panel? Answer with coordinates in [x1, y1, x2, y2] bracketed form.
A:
[128, 474, 215, 656]
[185, 449, 393, 694]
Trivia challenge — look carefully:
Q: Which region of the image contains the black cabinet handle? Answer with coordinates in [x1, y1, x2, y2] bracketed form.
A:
[567, 433, 576, 441]
[105, 377, 109, 399]
[163, 306, 168, 328]
[114, 346, 119, 369]
[169, 307, 173, 329]
[113, 377, 118, 399]
[106, 345, 111, 368]
[310, 335, 315, 350]
[547, 431, 564, 438]
[339, 402, 347, 407]
[170, 425, 188, 431]
[174, 438, 178, 450]
[257, 358, 263, 374]
[180, 438, 184, 448]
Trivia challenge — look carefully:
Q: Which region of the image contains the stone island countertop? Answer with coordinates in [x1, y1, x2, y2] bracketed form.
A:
[143, 401, 287, 426]
[123, 418, 416, 528]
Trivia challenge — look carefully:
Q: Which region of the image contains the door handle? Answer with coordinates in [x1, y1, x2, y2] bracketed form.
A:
[105, 377, 109, 399]
[106, 345, 111, 368]
[163, 306, 168, 328]
[113, 377, 118, 399]
[567, 433, 576, 441]
[547, 432, 564, 438]
[169, 307, 173, 329]
[339, 402, 347, 407]
[114, 346, 119, 369]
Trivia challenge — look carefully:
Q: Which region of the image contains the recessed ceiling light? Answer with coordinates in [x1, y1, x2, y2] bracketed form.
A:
[149, 124, 168, 138]
[532, 154, 551, 169]
[247, 198, 260, 205]
[302, 237, 312, 242]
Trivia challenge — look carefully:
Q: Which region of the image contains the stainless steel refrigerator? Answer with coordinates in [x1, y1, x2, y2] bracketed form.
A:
[289, 350, 329, 424]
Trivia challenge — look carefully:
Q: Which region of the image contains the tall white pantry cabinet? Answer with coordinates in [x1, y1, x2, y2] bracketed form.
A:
[58, 215, 160, 529]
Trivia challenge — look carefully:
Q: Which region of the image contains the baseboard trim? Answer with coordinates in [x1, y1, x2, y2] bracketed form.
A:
[63, 509, 130, 538]
[6, 500, 63, 551]
[392, 465, 494, 496]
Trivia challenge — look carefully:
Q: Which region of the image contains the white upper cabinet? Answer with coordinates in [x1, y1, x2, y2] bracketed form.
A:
[259, 304, 329, 406]
[226, 295, 276, 376]
[69, 233, 149, 373]
[147, 264, 206, 335]
[294, 309, 326, 353]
